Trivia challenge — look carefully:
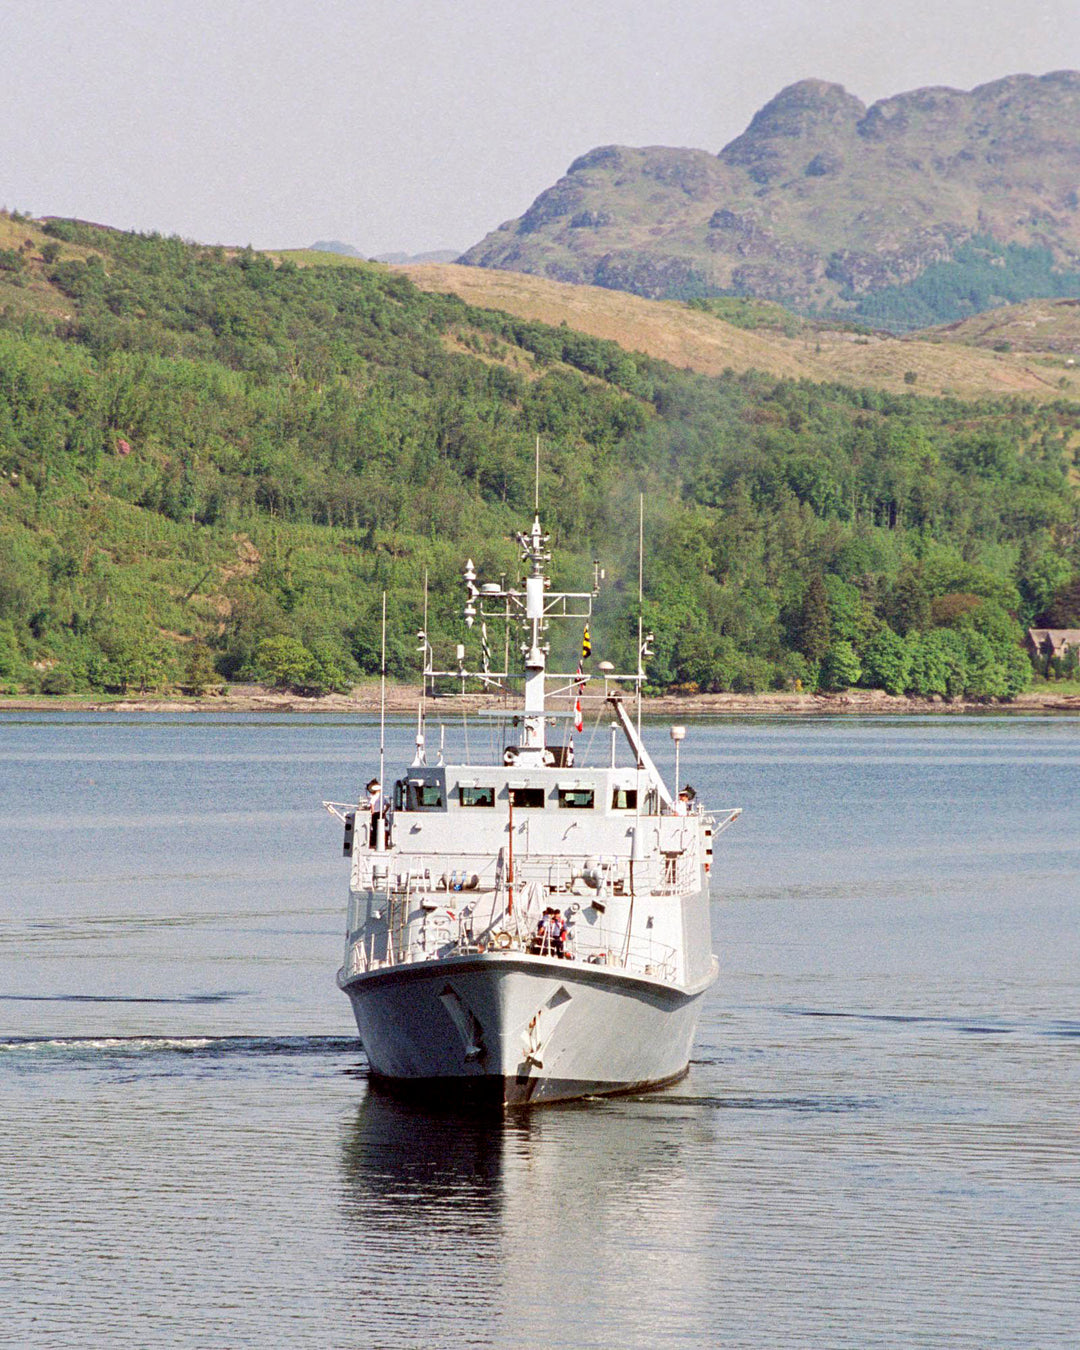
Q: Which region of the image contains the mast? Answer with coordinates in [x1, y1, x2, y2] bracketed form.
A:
[413, 570, 428, 767]
[636, 494, 644, 739]
[377, 591, 387, 852]
[442, 509, 596, 757]
[520, 514, 550, 758]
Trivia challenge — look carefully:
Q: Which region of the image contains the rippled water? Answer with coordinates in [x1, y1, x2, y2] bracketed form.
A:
[2, 712, 1078, 1348]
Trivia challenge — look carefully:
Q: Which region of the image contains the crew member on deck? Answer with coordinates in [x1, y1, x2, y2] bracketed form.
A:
[366, 778, 382, 847]
[549, 909, 566, 958]
[533, 908, 551, 954]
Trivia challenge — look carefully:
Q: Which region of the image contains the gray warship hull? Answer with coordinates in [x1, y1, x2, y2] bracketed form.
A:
[339, 947, 719, 1106]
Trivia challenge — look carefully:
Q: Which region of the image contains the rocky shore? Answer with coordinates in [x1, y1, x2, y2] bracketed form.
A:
[3, 683, 1079, 716]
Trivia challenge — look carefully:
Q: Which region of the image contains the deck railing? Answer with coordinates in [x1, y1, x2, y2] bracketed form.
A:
[349, 844, 700, 903]
[343, 917, 678, 984]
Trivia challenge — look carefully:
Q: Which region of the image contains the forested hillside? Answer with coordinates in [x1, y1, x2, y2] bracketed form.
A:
[1, 213, 1079, 699]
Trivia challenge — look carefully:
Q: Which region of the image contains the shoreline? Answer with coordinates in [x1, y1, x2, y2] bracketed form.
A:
[2, 684, 1079, 717]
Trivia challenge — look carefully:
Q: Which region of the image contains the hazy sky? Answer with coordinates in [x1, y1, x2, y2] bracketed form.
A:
[5, 0, 1080, 255]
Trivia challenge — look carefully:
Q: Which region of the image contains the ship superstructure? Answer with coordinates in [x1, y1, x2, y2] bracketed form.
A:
[325, 514, 739, 1105]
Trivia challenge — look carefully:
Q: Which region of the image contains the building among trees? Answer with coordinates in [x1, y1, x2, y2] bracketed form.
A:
[1026, 628, 1080, 677]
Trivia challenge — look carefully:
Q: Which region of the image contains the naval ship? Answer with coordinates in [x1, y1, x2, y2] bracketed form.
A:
[325, 514, 739, 1105]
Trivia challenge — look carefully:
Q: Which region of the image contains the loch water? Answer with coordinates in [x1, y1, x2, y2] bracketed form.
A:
[1, 711, 1077, 1349]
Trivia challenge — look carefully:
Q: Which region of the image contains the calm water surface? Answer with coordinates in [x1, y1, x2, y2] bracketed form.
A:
[1, 712, 1077, 1348]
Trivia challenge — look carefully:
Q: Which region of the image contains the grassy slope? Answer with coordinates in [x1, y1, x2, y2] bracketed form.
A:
[0, 215, 98, 322]
[928, 298, 1080, 353]
[387, 261, 1080, 403]
[268, 248, 377, 271]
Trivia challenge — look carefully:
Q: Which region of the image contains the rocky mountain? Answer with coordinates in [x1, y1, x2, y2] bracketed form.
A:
[459, 72, 1080, 328]
[311, 239, 364, 257]
[373, 248, 461, 264]
[310, 242, 461, 264]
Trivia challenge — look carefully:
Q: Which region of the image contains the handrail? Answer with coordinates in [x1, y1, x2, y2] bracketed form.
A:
[344, 918, 679, 984]
[350, 844, 705, 897]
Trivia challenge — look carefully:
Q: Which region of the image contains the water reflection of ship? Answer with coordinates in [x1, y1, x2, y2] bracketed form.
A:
[340, 1080, 510, 1209]
[338, 1082, 717, 1345]
[338, 1084, 515, 1342]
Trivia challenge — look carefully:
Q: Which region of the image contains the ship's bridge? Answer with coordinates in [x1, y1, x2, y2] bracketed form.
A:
[380, 762, 688, 868]
[392, 764, 661, 819]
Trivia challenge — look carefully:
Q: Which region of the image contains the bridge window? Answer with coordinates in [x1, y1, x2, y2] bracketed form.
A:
[405, 781, 445, 810]
[508, 787, 545, 808]
[458, 786, 495, 808]
[611, 788, 638, 810]
[558, 788, 594, 809]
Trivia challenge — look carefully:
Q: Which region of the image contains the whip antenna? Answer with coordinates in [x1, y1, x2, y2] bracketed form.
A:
[379, 591, 387, 812]
[637, 493, 644, 740]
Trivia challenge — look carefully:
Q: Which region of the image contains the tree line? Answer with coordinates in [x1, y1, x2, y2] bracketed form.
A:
[1, 216, 1078, 698]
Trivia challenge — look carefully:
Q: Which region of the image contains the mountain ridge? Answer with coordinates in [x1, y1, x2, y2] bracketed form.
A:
[459, 71, 1080, 327]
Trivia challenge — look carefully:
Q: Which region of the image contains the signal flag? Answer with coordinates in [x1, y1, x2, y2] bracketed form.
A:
[574, 661, 584, 732]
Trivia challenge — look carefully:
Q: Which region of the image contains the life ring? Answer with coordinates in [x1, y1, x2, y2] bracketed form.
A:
[493, 931, 512, 950]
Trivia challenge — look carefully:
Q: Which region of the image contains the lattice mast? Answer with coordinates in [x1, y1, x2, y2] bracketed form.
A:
[458, 515, 597, 765]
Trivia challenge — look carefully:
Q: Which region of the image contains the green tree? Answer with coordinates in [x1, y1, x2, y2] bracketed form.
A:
[1001, 646, 1032, 697]
[40, 666, 76, 695]
[308, 637, 357, 693]
[905, 631, 948, 697]
[254, 635, 320, 691]
[0, 619, 23, 681]
[794, 574, 831, 661]
[820, 640, 861, 690]
[97, 625, 172, 693]
[183, 641, 224, 695]
[772, 649, 816, 692]
[1040, 576, 1080, 627]
[1019, 548, 1071, 622]
[824, 574, 873, 647]
[885, 566, 932, 636]
[861, 628, 911, 695]
[961, 632, 1008, 698]
[731, 653, 773, 693]
[928, 629, 971, 699]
